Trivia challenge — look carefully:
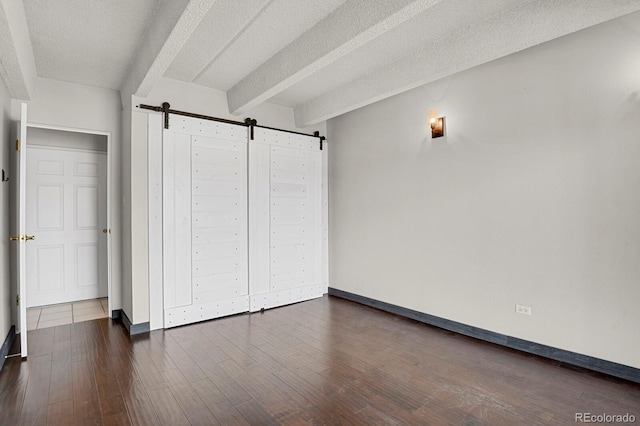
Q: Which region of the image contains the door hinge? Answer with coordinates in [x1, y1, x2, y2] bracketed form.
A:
[16, 294, 20, 306]
[16, 139, 20, 151]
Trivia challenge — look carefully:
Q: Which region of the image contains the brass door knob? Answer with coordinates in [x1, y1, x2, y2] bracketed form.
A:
[25, 235, 35, 241]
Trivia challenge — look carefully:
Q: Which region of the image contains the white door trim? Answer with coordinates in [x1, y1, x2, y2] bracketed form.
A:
[25, 122, 113, 317]
[148, 113, 163, 330]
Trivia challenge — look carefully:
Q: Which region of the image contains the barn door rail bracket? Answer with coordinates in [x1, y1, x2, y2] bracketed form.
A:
[138, 103, 247, 130]
[313, 131, 326, 150]
[244, 117, 257, 140]
[137, 102, 325, 149]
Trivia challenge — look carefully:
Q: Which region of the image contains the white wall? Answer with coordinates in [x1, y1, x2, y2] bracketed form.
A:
[328, 13, 640, 369]
[119, 101, 147, 324]
[11, 78, 123, 318]
[0, 78, 12, 342]
[122, 77, 327, 325]
[28, 127, 107, 152]
[121, 100, 133, 321]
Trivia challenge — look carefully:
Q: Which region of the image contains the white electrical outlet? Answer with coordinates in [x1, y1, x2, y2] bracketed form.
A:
[515, 304, 532, 316]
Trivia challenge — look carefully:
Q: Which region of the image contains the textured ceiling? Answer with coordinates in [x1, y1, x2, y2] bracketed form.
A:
[168, 0, 348, 90]
[23, 0, 159, 90]
[269, 0, 518, 107]
[7, 0, 640, 126]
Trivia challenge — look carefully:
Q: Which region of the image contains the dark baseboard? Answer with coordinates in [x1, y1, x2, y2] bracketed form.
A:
[0, 326, 16, 373]
[113, 309, 150, 335]
[328, 287, 640, 384]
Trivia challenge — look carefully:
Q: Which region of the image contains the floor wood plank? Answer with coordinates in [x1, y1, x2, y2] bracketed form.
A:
[0, 295, 638, 425]
[146, 387, 190, 426]
[191, 378, 249, 425]
[99, 394, 131, 426]
[47, 398, 75, 426]
[119, 379, 160, 426]
[20, 353, 52, 418]
[72, 356, 102, 426]
[235, 399, 280, 426]
[169, 382, 220, 425]
[0, 354, 29, 425]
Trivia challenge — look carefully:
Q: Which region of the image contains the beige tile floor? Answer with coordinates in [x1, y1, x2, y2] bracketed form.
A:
[27, 298, 109, 330]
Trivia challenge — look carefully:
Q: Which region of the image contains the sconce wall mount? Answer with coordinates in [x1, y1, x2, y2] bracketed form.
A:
[430, 116, 445, 138]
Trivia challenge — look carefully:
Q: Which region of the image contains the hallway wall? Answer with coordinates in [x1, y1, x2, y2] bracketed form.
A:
[0, 76, 12, 343]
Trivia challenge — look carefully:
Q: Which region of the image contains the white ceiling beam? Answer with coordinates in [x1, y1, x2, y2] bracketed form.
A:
[0, 0, 37, 99]
[120, 0, 217, 105]
[295, 0, 640, 127]
[227, 0, 443, 115]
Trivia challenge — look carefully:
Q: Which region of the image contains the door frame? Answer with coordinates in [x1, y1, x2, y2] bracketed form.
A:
[148, 113, 163, 330]
[26, 122, 113, 317]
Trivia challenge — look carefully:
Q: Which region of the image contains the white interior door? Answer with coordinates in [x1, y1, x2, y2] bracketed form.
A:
[249, 127, 324, 311]
[25, 146, 107, 307]
[163, 116, 249, 327]
[14, 103, 28, 357]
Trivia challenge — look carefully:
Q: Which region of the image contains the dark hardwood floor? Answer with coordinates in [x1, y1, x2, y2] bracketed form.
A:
[1, 295, 638, 425]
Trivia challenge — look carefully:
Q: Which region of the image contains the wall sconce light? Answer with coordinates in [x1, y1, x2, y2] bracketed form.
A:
[429, 116, 445, 138]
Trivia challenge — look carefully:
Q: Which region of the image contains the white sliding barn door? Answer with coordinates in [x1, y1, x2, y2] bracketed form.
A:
[249, 127, 324, 311]
[162, 117, 249, 327]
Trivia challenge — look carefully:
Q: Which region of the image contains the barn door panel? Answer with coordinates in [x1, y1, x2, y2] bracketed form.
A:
[162, 117, 248, 327]
[249, 127, 324, 311]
